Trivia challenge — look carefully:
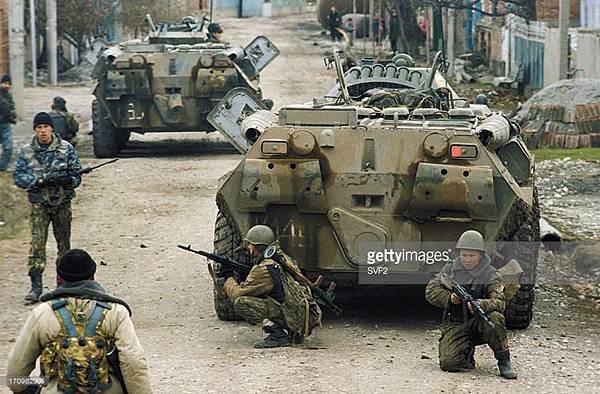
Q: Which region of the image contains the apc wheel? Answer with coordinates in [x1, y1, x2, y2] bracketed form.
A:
[497, 188, 540, 329]
[92, 100, 120, 158]
[211, 211, 251, 321]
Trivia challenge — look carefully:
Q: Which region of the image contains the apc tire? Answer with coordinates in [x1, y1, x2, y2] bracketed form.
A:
[497, 188, 540, 329]
[212, 211, 251, 321]
[92, 100, 120, 158]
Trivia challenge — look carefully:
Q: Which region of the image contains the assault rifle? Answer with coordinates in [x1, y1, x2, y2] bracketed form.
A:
[106, 343, 127, 394]
[177, 244, 251, 276]
[441, 273, 494, 328]
[264, 245, 342, 316]
[79, 158, 119, 175]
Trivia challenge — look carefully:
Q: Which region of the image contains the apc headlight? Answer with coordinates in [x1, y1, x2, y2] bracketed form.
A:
[200, 54, 214, 67]
[449, 144, 478, 159]
[261, 140, 288, 155]
[115, 60, 130, 69]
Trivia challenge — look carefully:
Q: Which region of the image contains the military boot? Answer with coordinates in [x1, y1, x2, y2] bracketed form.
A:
[24, 270, 43, 302]
[495, 350, 517, 379]
[254, 324, 291, 348]
[464, 348, 476, 370]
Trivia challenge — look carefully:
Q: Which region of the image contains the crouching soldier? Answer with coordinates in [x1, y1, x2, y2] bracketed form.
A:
[221, 225, 321, 348]
[6, 249, 152, 393]
[425, 230, 517, 379]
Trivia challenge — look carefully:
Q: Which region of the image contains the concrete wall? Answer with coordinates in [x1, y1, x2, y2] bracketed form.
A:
[580, 0, 600, 28]
[0, 0, 8, 75]
[216, 0, 305, 17]
[575, 32, 600, 78]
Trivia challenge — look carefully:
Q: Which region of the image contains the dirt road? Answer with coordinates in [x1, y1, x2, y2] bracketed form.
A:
[1, 11, 599, 394]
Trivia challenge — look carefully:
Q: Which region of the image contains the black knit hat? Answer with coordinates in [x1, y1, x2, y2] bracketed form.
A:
[33, 112, 54, 129]
[57, 249, 97, 282]
[1, 74, 11, 84]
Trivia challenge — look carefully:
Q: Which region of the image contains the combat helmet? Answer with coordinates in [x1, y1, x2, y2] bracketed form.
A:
[244, 225, 275, 246]
[392, 53, 415, 67]
[455, 230, 486, 252]
[475, 94, 489, 105]
[208, 22, 223, 35]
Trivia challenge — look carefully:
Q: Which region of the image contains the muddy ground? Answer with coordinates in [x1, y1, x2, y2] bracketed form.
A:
[1, 11, 599, 394]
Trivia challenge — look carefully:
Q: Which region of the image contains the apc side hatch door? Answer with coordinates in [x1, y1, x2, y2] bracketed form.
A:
[207, 87, 267, 154]
[244, 36, 280, 72]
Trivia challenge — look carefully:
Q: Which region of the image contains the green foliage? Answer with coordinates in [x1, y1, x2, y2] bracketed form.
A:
[532, 148, 600, 162]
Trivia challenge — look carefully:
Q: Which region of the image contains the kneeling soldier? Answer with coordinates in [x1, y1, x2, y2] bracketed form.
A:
[425, 230, 517, 379]
[7, 249, 152, 393]
[222, 225, 321, 348]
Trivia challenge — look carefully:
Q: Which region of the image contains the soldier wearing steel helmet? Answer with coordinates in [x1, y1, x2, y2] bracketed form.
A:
[222, 225, 322, 348]
[425, 230, 517, 379]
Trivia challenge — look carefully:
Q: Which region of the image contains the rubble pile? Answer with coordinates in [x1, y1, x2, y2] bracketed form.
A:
[536, 158, 600, 239]
[513, 79, 600, 149]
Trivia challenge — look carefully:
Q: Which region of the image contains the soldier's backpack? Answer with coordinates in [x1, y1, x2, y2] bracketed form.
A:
[40, 299, 113, 393]
[278, 266, 322, 336]
[50, 111, 78, 141]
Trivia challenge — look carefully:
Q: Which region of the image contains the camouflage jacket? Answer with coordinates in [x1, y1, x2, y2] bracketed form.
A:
[224, 259, 278, 301]
[13, 134, 82, 206]
[49, 110, 80, 141]
[224, 243, 321, 335]
[0, 88, 16, 124]
[425, 255, 506, 323]
[6, 297, 151, 393]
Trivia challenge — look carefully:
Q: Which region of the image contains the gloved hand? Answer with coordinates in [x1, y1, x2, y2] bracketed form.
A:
[217, 263, 234, 280]
[44, 171, 72, 187]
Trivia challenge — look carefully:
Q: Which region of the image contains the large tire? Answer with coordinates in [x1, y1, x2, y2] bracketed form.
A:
[92, 100, 120, 158]
[211, 211, 252, 321]
[496, 188, 540, 329]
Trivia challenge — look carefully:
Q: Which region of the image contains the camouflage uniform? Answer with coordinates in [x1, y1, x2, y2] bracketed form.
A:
[224, 242, 321, 338]
[49, 109, 79, 144]
[13, 134, 82, 272]
[0, 87, 16, 171]
[425, 255, 509, 371]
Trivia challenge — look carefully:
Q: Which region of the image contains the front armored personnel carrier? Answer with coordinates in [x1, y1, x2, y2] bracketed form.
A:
[91, 15, 279, 157]
[209, 52, 539, 329]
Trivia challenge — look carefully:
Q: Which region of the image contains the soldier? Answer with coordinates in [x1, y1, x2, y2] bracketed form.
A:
[6, 249, 152, 393]
[326, 6, 342, 42]
[425, 230, 518, 379]
[49, 96, 80, 146]
[0, 74, 17, 171]
[207, 22, 224, 43]
[222, 225, 322, 348]
[13, 112, 82, 302]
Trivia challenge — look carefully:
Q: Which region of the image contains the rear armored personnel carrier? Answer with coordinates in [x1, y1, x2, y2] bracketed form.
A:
[91, 15, 279, 157]
[208, 52, 540, 328]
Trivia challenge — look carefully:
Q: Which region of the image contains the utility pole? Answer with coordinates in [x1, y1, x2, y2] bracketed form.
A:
[558, 0, 569, 79]
[8, 0, 25, 116]
[30, 0, 37, 87]
[46, 0, 58, 85]
[447, 8, 455, 74]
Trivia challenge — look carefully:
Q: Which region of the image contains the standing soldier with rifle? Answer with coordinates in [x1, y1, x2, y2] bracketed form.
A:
[6, 249, 151, 393]
[219, 225, 322, 348]
[13, 112, 83, 302]
[425, 230, 518, 379]
[12, 113, 117, 303]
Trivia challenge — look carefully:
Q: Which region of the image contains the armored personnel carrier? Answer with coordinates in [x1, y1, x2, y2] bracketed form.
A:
[208, 52, 539, 329]
[91, 15, 279, 157]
